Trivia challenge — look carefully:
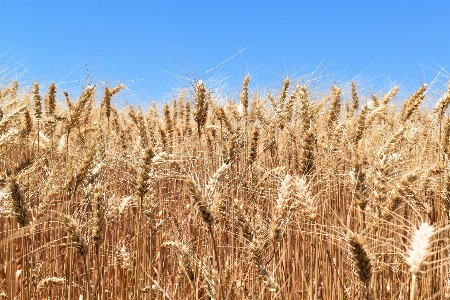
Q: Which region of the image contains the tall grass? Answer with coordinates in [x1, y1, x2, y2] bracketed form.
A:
[1, 75, 450, 299]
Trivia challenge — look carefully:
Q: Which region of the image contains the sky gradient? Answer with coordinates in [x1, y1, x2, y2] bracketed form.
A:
[1, 1, 450, 104]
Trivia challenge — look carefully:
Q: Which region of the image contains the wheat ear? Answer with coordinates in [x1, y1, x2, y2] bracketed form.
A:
[193, 80, 208, 143]
[401, 84, 427, 122]
[405, 222, 435, 300]
[348, 232, 373, 299]
[45, 83, 57, 117]
[240, 75, 250, 117]
[351, 81, 359, 112]
[327, 85, 341, 128]
[8, 177, 29, 227]
[434, 81, 450, 121]
[35, 277, 65, 295]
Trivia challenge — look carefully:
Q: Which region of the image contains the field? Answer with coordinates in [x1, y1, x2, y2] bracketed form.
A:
[1, 75, 450, 299]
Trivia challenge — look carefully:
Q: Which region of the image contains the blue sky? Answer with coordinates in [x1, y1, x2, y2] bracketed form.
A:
[1, 1, 450, 104]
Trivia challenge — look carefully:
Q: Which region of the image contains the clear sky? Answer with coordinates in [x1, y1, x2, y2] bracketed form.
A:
[1, 1, 450, 104]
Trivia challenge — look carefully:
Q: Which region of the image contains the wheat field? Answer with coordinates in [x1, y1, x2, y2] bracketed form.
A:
[1, 75, 450, 299]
